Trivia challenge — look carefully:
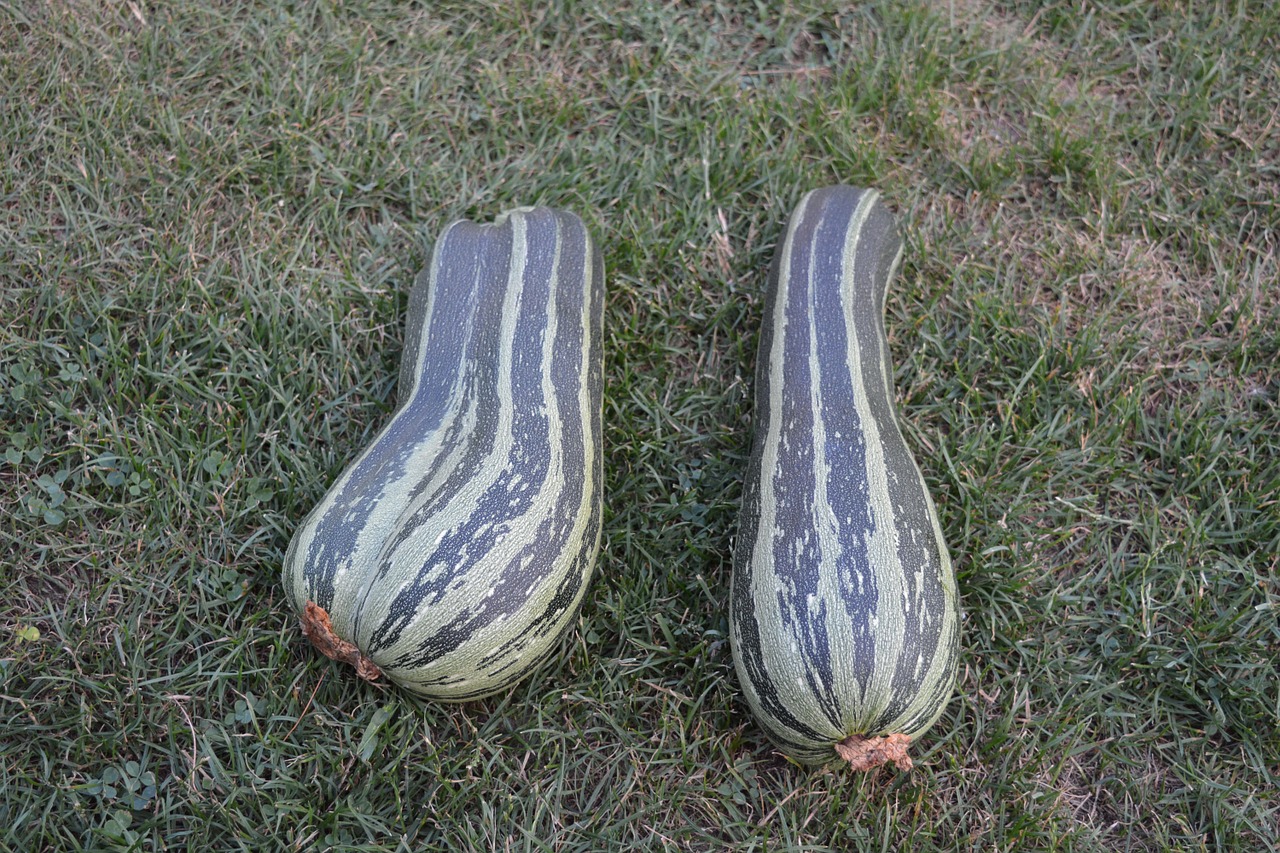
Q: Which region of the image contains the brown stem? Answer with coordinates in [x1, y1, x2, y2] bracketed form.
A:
[299, 601, 383, 683]
[834, 733, 914, 772]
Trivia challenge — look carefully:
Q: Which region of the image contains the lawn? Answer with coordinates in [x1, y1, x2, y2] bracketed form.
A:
[1, 1, 1277, 850]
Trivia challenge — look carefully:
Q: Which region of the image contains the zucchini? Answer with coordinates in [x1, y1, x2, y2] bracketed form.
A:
[283, 206, 604, 702]
[729, 186, 959, 769]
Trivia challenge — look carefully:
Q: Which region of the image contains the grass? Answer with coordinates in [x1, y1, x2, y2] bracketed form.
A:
[1, 0, 1277, 849]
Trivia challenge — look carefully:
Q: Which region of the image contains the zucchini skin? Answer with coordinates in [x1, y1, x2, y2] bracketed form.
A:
[283, 207, 604, 701]
[730, 186, 959, 765]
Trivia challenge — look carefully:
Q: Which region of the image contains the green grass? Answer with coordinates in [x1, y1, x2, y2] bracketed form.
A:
[2, 0, 1277, 850]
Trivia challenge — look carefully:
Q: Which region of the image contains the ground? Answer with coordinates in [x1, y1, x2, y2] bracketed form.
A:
[1, 1, 1277, 850]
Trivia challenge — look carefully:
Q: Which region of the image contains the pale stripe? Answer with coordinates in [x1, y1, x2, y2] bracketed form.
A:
[834, 190, 904, 730]
[860, 230, 958, 736]
[356, 213, 532, 660]
[749, 191, 835, 737]
[883, 487, 957, 733]
[568, 213, 602, 603]
[876, 243, 904, 404]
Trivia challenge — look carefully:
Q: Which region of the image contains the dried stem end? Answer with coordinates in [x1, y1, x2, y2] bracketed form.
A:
[834, 733, 914, 772]
[300, 601, 383, 683]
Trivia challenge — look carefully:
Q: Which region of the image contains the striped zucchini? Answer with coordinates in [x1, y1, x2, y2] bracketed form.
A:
[729, 186, 959, 770]
[282, 206, 604, 702]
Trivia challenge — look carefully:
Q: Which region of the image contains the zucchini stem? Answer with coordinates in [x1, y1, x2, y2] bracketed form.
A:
[834, 733, 914, 772]
[300, 601, 383, 683]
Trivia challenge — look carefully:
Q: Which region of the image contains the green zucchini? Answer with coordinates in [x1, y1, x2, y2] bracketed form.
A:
[283, 206, 604, 702]
[730, 186, 960, 770]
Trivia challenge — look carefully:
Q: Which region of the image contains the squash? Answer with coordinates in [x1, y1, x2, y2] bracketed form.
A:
[283, 206, 604, 702]
[729, 186, 959, 770]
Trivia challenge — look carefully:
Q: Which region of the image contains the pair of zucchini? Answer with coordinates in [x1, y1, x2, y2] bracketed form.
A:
[281, 188, 959, 771]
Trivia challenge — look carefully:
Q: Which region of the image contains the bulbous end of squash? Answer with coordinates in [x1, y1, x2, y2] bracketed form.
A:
[833, 733, 914, 772]
[300, 601, 384, 683]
